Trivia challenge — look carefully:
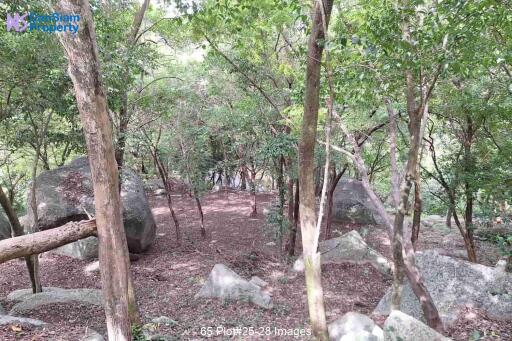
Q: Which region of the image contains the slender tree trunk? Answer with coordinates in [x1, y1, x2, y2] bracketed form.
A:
[286, 177, 295, 252]
[249, 165, 257, 217]
[331, 73, 443, 332]
[114, 0, 151, 169]
[298, 1, 333, 338]
[287, 178, 294, 226]
[55, 1, 137, 337]
[0, 186, 40, 293]
[426, 128, 477, 263]
[195, 196, 206, 238]
[178, 138, 206, 238]
[285, 179, 299, 257]
[386, 99, 400, 209]
[446, 206, 452, 228]
[390, 52, 443, 329]
[463, 115, 477, 261]
[277, 156, 286, 253]
[453, 207, 477, 262]
[284, 178, 295, 255]
[152, 151, 181, 244]
[26, 112, 53, 294]
[240, 167, 247, 190]
[411, 173, 422, 248]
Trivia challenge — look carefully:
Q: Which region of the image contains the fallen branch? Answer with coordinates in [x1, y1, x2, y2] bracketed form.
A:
[0, 220, 96, 264]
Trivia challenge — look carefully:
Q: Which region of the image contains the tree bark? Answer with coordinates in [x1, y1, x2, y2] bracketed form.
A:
[285, 179, 299, 257]
[411, 174, 422, 248]
[195, 196, 206, 238]
[0, 220, 96, 264]
[298, 0, 333, 338]
[277, 156, 286, 253]
[0, 185, 40, 293]
[240, 167, 247, 190]
[249, 164, 257, 217]
[446, 206, 452, 228]
[55, 1, 136, 338]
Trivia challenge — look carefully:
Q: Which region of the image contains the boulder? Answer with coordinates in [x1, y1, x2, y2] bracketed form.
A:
[374, 250, 512, 327]
[383, 311, 451, 341]
[82, 329, 105, 341]
[332, 178, 385, 225]
[328, 312, 383, 341]
[25, 157, 156, 255]
[293, 231, 392, 276]
[151, 316, 177, 326]
[0, 209, 11, 241]
[54, 236, 99, 260]
[7, 286, 65, 302]
[195, 264, 273, 309]
[0, 302, 5, 315]
[0, 315, 46, 327]
[9, 288, 103, 315]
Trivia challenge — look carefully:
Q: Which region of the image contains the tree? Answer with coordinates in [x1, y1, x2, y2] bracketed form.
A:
[54, 0, 137, 338]
[298, 0, 333, 339]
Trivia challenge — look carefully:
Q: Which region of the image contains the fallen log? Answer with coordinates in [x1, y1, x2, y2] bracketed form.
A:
[0, 220, 96, 264]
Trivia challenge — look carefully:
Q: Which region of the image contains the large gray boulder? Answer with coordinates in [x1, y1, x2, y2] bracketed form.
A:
[0, 209, 11, 241]
[374, 250, 512, 327]
[25, 157, 156, 254]
[328, 312, 383, 341]
[294, 231, 392, 276]
[9, 288, 103, 315]
[383, 311, 451, 341]
[195, 264, 273, 309]
[333, 178, 385, 225]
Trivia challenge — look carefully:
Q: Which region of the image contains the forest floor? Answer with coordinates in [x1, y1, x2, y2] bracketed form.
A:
[0, 189, 510, 340]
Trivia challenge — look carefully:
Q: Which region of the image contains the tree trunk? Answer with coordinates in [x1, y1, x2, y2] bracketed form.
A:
[285, 179, 299, 257]
[152, 151, 181, 244]
[286, 177, 295, 252]
[386, 99, 400, 209]
[446, 206, 452, 228]
[463, 115, 477, 262]
[325, 166, 346, 239]
[55, 1, 137, 337]
[26, 111, 53, 294]
[0, 185, 40, 293]
[298, 0, 333, 338]
[0, 220, 96, 264]
[276, 156, 286, 253]
[240, 167, 247, 190]
[411, 175, 421, 249]
[114, 0, 151, 170]
[249, 166, 257, 217]
[390, 58, 443, 330]
[195, 196, 206, 238]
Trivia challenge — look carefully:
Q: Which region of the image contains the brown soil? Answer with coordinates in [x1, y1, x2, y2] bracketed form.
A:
[0, 190, 509, 340]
